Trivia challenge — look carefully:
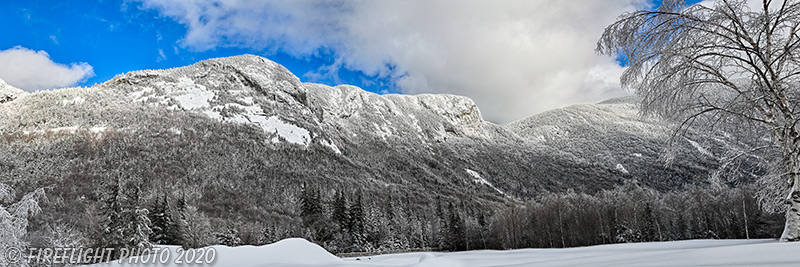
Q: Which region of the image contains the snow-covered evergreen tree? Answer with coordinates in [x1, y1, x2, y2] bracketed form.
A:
[98, 177, 126, 250]
[179, 204, 214, 248]
[216, 225, 242, 246]
[444, 202, 466, 251]
[97, 177, 152, 259]
[331, 189, 348, 231]
[347, 190, 366, 248]
[149, 194, 182, 245]
[122, 183, 152, 251]
[300, 184, 335, 243]
[300, 184, 323, 229]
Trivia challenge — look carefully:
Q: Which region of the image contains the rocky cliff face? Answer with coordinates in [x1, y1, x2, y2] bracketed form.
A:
[93, 55, 512, 150]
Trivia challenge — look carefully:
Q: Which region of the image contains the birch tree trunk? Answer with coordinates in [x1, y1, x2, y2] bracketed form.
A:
[780, 135, 800, 241]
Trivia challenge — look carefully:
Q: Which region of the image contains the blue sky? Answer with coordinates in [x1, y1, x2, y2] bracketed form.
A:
[0, 0, 705, 123]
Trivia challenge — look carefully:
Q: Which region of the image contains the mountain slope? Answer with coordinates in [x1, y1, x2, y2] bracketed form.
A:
[0, 78, 27, 103]
[0, 54, 750, 201]
[0, 55, 765, 251]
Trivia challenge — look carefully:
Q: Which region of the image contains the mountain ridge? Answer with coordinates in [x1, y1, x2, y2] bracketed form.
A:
[0, 54, 768, 252]
[0, 54, 751, 193]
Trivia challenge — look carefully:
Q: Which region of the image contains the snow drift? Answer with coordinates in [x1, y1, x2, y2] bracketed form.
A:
[90, 238, 800, 267]
[91, 238, 341, 267]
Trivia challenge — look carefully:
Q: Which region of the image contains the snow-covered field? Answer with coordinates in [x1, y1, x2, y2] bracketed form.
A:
[90, 238, 800, 267]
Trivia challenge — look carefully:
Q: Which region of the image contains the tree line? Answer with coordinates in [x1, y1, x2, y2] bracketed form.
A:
[132, 180, 772, 254]
[6, 176, 782, 267]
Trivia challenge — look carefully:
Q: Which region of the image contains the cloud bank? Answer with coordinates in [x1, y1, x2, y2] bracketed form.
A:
[0, 47, 94, 92]
[139, 0, 648, 123]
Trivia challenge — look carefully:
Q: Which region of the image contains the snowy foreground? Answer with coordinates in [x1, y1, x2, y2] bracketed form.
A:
[91, 238, 800, 267]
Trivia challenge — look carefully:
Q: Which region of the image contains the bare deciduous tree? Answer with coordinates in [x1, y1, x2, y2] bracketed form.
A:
[0, 184, 46, 267]
[597, 0, 800, 241]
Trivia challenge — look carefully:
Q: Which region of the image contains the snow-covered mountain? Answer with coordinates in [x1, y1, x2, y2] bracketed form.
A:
[96, 55, 513, 150]
[0, 78, 27, 103]
[0, 55, 764, 250]
[0, 54, 753, 199]
[507, 96, 757, 190]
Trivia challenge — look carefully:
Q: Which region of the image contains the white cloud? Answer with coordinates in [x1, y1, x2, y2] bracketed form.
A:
[157, 48, 167, 62]
[0, 46, 94, 92]
[696, 0, 781, 11]
[138, 0, 648, 123]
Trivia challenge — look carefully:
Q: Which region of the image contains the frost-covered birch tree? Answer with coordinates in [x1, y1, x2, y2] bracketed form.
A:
[597, 0, 800, 241]
[0, 184, 45, 266]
